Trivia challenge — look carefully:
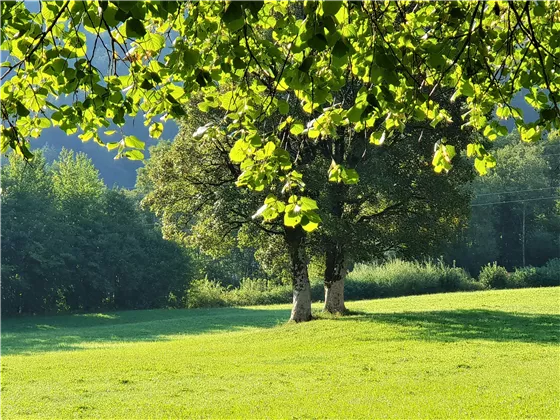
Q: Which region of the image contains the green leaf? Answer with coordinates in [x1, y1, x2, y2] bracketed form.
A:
[244, 1, 264, 18]
[301, 217, 319, 232]
[308, 33, 328, 51]
[124, 149, 145, 160]
[370, 130, 386, 145]
[140, 32, 165, 52]
[16, 101, 29, 117]
[124, 18, 147, 38]
[116, 1, 136, 12]
[277, 100, 289, 115]
[107, 141, 121, 151]
[301, 210, 321, 232]
[460, 81, 475, 97]
[16, 142, 34, 160]
[263, 141, 276, 157]
[342, 168, 359, 184]
[284, 205, 302, 227]
[299, 56, 314, 73]
[229, 140, 248, 163]
[149, 122, 163, 139]
[290, 123, 304, 135]
[332, 39, 349, 58]
[300, 196, 318, 211]
[124, 135, 145, 150]
[322, 1, 342, 16]
[222, 2, 244, 32]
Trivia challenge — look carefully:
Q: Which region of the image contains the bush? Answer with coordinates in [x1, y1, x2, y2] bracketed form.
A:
[479, 263, 509, 289]
[184, 258, 559, 310]
[507, 267, 538, 289]
[185, 278, 293, 308]
[535, 258, 560, 287]
[185, 279, 228, 308]
[344, 259, 480, 301]
[505, 260, 560, 289]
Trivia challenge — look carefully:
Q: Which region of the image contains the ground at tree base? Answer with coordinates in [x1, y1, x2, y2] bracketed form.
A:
[2, 287, 558, 419]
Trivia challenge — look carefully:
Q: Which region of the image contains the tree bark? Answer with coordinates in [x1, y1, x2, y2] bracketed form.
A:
[285, 227, 312, 322]
[324, 244, 347, 314]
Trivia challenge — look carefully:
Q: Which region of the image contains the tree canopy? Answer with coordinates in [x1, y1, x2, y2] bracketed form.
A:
[2, 1, 559, 232]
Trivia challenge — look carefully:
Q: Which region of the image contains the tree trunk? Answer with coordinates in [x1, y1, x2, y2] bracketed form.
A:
[324, 244, 347, 314]
[285, 227, 312, 322]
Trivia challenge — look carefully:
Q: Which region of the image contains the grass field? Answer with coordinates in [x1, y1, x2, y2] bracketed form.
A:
[2, 287, 559, 419]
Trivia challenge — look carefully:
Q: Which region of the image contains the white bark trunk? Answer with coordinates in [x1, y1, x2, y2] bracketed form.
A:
[291, 276, 312, 322]
[285, 227, 312, 322]
[324, 277, 345, 314]
[324, 245, 347, 314]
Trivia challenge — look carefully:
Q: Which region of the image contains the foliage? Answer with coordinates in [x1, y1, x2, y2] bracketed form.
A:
[137, 120, 287, 287]
[345, 260, 482, 299]
[478, 262, 509, 289]
[2, 1, 560, 230]
[2, 288, 559, 418]
[140, 91, 474, 313]
[535, 258, 560, 287]
[445, 131, 560, 272]
[509, 260, 560, 288]
[1, 149, 191, 315]
[185, 278, 293, 309]
[507, 266, 539, 289]
[182, 260, 483, 309]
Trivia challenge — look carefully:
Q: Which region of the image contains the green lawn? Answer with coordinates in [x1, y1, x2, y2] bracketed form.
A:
[2, 288, 559, 419]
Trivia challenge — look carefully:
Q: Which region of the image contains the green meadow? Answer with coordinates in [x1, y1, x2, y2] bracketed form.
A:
[2, 287, 559, 419]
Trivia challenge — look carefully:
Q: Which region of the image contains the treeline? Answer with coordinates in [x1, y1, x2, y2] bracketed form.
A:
[445, 131, 560, 273]
[1, 150, 190, 316]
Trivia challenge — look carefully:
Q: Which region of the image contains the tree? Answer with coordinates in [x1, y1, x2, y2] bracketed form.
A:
[1, 152, 60, 314]
[141, 90, 474, 316]
[2, 1, 559, 320]
[307, 93, 474, 313]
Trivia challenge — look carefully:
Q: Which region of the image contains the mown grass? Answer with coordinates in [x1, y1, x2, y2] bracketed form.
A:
[2, 288, 559, 419]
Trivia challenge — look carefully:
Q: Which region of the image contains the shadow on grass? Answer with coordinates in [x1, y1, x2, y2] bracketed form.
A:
[1, 307, 291, 356]
[339, 309, 559, 344]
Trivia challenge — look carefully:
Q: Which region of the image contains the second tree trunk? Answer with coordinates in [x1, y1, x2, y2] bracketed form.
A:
[324, 244, 346, 314]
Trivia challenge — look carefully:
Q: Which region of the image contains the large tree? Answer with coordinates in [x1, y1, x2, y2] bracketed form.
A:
[141, 90, 474, 317]
[2, 1, 559, 320]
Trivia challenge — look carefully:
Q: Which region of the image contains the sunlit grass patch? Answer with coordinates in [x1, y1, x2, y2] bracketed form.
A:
[2, 288, 559, 419]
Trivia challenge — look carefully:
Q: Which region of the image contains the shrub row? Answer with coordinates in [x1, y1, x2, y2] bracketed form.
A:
[185, 258, 560, 309]
[185, 278, 294, 308]
[184, 260, 480, 309]
[479, 259, 560, 289]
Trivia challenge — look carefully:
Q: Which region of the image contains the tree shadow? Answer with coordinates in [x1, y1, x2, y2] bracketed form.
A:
[1, 307, 291, 356]
[339, 309, 559, 344]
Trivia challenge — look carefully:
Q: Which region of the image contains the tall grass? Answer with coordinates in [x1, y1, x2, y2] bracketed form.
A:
[185, 278, 293, 308]
[186, 259, 481, 309]
[344, 259, 482, 300]
[184, 258, 559, 309]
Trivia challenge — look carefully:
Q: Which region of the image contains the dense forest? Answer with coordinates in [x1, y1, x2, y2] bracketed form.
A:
[1, 150, 190, 315]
